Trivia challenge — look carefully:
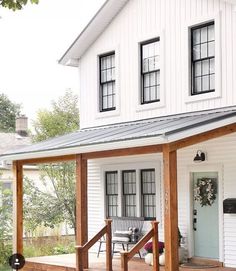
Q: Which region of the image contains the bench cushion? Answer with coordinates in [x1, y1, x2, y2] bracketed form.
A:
[112, 236, 130, 242]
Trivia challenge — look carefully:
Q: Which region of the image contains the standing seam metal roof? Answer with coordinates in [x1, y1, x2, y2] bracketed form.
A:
[1, 107, 236, 159]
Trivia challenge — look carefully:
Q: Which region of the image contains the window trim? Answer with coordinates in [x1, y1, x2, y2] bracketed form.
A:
[99, 52, 116, 112]
[122, 170, 137, 217]
[141, 169, 156, 220]
[140, 37, 160, 105]
[191, 21, 215, 96]
[101, 161, 161, 222]
[105, 171, 118, 218]
[184, 12, 222, 104]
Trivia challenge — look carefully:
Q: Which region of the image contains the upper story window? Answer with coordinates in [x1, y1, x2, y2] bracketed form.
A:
[191, 22, 215, 95]
[141, 38, 160, 104]
[99, 52, 116, 112]
[106, 171, 118, 217]
[122, 170, 136, 217]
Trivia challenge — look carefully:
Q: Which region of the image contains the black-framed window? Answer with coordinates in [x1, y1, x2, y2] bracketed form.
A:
[141, 169, 156, 219]
[122, 170, 136, 217]
[141, 38, 160, 104]
[99, 52, 116, 111]
[106, 171, 118, 217]
[191, 22, 215, 95]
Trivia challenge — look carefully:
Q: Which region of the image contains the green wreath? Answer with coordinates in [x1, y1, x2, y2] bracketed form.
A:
[194, 178, 217, 207]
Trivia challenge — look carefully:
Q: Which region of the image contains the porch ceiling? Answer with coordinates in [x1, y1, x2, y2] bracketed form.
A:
[1, 107, 236, 161]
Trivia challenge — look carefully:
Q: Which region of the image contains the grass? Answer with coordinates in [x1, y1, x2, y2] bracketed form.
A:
[23, 238, 75, 258]
[0, 266, 11, 271]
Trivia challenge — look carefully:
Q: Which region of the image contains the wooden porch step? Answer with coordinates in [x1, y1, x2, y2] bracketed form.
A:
[190, 257, 223, 267]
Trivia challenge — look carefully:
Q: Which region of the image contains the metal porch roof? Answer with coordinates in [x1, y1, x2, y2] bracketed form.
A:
[1, 107, 236, 161]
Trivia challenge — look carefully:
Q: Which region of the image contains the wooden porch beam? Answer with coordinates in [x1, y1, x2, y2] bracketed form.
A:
[169, 123, 236, 151]
[12, 161, 23, 254]
[163, 145, 179, 271]
[76, 154, 88, 269]
[19, 154, 76, 165]
[83, 144, 163, 159]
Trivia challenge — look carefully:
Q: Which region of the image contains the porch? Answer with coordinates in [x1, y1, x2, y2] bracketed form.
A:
[2, 108, 236, 271]
[22, 253, 236, 271]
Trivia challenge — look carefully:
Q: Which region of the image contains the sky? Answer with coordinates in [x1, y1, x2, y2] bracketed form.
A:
[0, 0, 105, 127]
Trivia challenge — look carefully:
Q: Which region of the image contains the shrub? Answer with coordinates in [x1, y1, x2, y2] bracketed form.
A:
[0, 241, 12, 266]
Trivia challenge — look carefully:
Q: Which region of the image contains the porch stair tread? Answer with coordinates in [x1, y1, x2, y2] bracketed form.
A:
[190, 257, 223, 267]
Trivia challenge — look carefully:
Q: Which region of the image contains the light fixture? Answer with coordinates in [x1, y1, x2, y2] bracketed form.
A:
[193, 150, 205, 162]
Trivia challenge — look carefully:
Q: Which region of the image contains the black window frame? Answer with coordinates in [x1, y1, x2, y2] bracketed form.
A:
[141, 169, 156, 220]
[122, 170, 137, 217]
[105, 171, 118, 218]
[191, 21, 215, 95]
[141, 37, 160, 104]
[99, 52, 116, 112]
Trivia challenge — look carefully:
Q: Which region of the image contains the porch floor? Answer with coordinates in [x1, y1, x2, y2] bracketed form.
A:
[22, 253, 236, 271]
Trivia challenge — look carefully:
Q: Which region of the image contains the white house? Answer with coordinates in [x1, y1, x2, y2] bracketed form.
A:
[2, 0, 236, 270]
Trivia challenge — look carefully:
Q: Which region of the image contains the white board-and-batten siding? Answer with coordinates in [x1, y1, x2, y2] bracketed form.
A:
[87, 133, 236, 267]
[78, 0, 236, 129]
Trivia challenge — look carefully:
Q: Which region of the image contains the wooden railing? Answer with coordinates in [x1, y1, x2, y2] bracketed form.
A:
[120, 221, 159, 271]
[75, 219, 112, 271]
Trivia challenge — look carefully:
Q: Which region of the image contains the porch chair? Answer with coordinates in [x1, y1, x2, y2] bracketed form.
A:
[97, 217, 144, 258]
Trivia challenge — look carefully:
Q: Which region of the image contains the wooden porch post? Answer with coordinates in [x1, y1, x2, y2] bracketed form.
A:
[76, 154, 88, 269]
[163, 145, 179, 271]
[12, 161, 23, 254]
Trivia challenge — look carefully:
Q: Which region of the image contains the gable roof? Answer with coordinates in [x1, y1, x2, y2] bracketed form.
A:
[59, 0, 128, 66]
[59, 0, 235, 67]
[0, 133, 31, 155]
[1, 107, 236, 162]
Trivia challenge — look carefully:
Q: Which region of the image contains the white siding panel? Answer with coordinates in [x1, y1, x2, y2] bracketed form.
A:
[87, 133, 236, 266]
[78, 0, 236, 128]
[177, 133, 236, 267]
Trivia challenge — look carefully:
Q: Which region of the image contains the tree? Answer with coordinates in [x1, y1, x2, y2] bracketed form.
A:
[0, 0, 39, 11]
[0, 93, 21, 132]
[0, 181, 13, 266]
[33, 90, 79, 141]
[24, 90, 79, 235]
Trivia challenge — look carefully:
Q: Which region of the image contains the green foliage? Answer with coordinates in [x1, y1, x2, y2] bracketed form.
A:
[24, 90, 79, 235]
[53, 243, 75, 255]
[0, 266, 11, 271]
[0, 242, 12, 266]
[0, 93, 21, 132]
[0, 182, 13, 266]
[0, 0, 39, 11]
[23, 237, 75, 257]
[24, 163, 76, 232]
[33, 90, 79, 142]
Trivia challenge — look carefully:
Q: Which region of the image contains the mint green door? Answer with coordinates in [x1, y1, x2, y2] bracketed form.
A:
[192, 172, 219, 259]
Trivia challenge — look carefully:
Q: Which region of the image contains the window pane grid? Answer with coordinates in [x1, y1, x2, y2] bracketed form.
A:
[106, 171, 118, 218]
[141, 38, 160, 104]
[122, 170, 136, 217]
[100, 53, 116, 111]
[141, 169, 156, 219]
[191, 22, 215, 95]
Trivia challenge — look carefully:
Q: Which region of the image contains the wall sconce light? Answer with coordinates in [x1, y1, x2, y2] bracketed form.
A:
[193, 150, 205, 162]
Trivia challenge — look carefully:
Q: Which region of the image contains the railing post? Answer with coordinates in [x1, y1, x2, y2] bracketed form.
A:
[120, 251, 128, 271]
[76, 246, 83, 271]
[151, 221, 159, 271]
[105, 219, 112, 271]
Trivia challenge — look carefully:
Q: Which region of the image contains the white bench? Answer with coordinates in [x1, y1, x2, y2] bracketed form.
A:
[97, 217, 144, 258]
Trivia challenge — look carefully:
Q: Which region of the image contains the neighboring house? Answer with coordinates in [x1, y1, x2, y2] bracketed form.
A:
[0, 116, 32, 192]
[2, 0, 236, 270]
